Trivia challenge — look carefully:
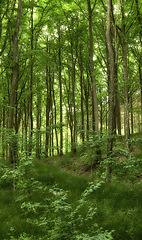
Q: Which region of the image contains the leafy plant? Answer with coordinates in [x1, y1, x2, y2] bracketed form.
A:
[17, 182, 113, 240]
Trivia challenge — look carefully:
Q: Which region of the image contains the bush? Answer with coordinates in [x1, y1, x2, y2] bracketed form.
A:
[16, 182, 113, 240]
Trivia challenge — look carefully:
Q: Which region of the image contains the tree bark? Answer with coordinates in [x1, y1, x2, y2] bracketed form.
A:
[85, 71, 90, 140]
[2, 99, 6, 158]
[71, 40, 77, 153]
[78, 48, 85, 142]
[135, 0, 142, 131]
[58, 26, 63, 156]
[8, 0, 22, 163]
[36, 93, 41, 159]
[45, 66, 52, 156]
[87, 0, 99, 132]
[29, 0, 34, 155]
[114, 62, 121, 136]
[130, 96, 134, 134]
[106, 0, 115, 181]
[139, 62, 142, 131]
[121, 0, 130, 149]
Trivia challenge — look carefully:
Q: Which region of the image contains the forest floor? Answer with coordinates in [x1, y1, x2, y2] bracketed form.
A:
[45, 132, 142, 180]
[0, 133, 142, 240]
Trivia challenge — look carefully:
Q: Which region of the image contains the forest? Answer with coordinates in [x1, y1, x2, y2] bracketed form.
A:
[0, 0, 142, 239]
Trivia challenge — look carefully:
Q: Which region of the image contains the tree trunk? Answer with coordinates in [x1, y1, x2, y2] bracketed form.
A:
[64, 69, 74, 152]
[78, 48, 85, 142]
[58, 26, 63, 156]
[2, 100, 6, 159]
[114, 0, 121, 136]
[121, 0, 130, 149]
[135, 0, 142, 130]
[29, 0, 34, 155]
[51, 104, 54, 156]
[139, 62, 142, 131]
[53, 88, 59, 155]
[36, 93, 41, 159]
[85, 71, 90, 140]
[45, 66, 52, 156]
[114, 62, 121, 136]
[87, 0, 99, 132]
[24, 100, 28, 155]
[99, 88, 103, 133]
[130, 96, 134, 134]
[71, 40, 77, 153]
[8, 0, 22, 163]
[106, 0, 115, 181]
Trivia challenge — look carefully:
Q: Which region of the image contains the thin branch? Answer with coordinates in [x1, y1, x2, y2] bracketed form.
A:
[114, 0, 121, 63]
[92, 0, 97, 13]
[74, 0, 88, 19]
[59, 0, 88, 45]
[100, 0, 107, 11]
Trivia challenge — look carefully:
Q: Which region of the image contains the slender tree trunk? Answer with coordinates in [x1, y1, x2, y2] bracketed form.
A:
[114, 62, 121, 136]
[36, 94, 41, 159]
[135, 0, 142, 130]
[53, 88, 59, 155]
[49, 114, 52, 157]
[105, 100, 108, 131]
[106, 0, 115, 181]
[51, 104, 54, 156]
[130, 96, 134, 134]
[78, 49, 85, 142]
[64, 70, 74, 151]
[71, 41, 77, 153]
[15, 92, 21, 134]
[87, 0, 99, 132]
[114, 0, 121, 136]
[9, 0, 22, 163]
[45, 66, 51, 156]
[138, 62, 142, 131]
[85, 72, 90, 140]
[99, 88, 103, 133]
[65, 121, 69, 153]
[87, 0, 102, 166]
[121, 0, 130, 149]
[137, 100, 140, 132]
[29, 0, 34, 155]
[2, 100, 5, 158]
[58, 26, 63, 156]
[24, 100, 28, 155]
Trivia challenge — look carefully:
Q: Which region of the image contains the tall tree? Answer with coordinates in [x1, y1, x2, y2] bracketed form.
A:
[9, 0, 22, 163]
[106, 0, 115, 180]
[78, 47, 85, 142]
[135, 0, 142, 130]
[87, 0, 99, 132]
[58, 24, 63, 156]
[29, 0, 34, 155]
[121, 0, 130, 149]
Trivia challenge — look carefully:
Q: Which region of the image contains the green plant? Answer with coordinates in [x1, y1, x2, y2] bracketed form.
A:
[0, 154, 43, 201]
[18, 182, 113, 240]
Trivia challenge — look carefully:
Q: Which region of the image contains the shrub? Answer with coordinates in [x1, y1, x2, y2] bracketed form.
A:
[17, 182, 113, 240]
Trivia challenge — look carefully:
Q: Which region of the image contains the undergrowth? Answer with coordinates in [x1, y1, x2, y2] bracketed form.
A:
[0, 135, 142, 239]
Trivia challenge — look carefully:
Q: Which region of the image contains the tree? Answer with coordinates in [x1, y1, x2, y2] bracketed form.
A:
[106, 0, 115, 180]
[0, 0, 141, 162]
[121, 0, 130, 149]
[58, 24, 63, 156]
[87, 0, 99, 132]
[8, 0, 22, 163]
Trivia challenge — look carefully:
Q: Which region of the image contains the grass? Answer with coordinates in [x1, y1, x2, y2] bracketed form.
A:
[33, 159, 89, 202]
[94, 182, 142, 240]
[0, 134, 142, 239]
